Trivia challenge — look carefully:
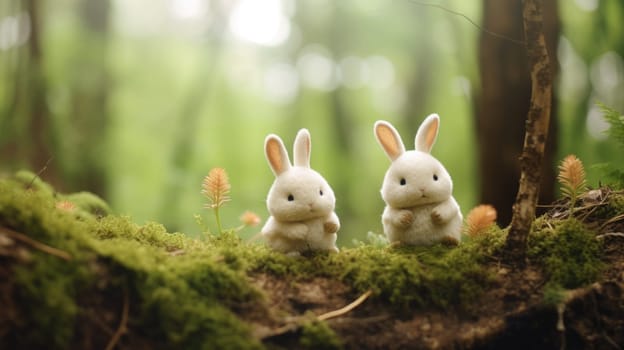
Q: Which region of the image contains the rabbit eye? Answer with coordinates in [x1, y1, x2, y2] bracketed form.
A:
[319, 189, 324, 196]
[287, 194, 294, 201]
[433, 174, 439, 181]
[400, 178, 406, 186]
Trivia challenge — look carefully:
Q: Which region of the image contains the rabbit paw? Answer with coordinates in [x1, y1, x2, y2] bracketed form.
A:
[440, 236, 459, 247]
[431, 210, 444, 225]
[324, 222, 339, 234]
[399, 211, 414, 228]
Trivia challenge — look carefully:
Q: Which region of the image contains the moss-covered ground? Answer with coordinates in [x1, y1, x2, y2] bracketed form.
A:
[1, 171, 623, 349]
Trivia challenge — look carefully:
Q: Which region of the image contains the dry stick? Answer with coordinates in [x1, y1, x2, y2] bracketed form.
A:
[27, 156, 53, 190]
[106, 289, 130, 350]
[504, 0, 553, 263]
[599, 213, 624, 231]
[0, 226, 72, 261]
[317, 290, 373, 321]
[596, 232, 624, 240]
[262, 290, 373, 339]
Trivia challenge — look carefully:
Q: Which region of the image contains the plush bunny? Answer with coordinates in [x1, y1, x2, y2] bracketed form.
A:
[261, 129, 340, 255]
[373, 114, 462, 246]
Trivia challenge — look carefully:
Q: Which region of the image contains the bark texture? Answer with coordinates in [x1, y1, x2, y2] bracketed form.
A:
[505, 0, 553, 262]
[476, 0, 559, 226]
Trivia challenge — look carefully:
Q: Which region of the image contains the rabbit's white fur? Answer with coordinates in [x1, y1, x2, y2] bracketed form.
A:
[261, 129, 339, 255]
[374, 114, 462, 245]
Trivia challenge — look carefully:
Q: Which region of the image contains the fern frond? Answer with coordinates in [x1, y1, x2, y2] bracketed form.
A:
[464, 204, 497, 237]
[557, 155, 587, 200]
[202, 168, 231, 209]
[598, 102, 624, 149]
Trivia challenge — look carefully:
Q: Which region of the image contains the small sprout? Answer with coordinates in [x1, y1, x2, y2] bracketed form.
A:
[558, 155, 587, 209]
[202, 168, 231, 234]
[239, 211, 261, 227]
[464, 204, 497, 237]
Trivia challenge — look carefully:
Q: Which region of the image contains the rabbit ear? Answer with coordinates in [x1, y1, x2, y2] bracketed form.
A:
[374, 120, 405, 161]
[293, 129, 311, 168]
[415, 113, 440, 154]
[265, 134, 291, 176]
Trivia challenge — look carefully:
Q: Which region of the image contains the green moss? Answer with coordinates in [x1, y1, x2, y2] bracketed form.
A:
[12, 255, 90, 348]
[249, 233, 503, 311]
[63, 191, 111, 217]
[542, 284, 566, 306]
[2, 170, 612, 348]
[300, 320, 343, 350]
[337, 242, 495, 310]
[0, 173, 263, 349]
[601, 193, 624, 218]
[13, 170, 55, 194]
[93, 216, 187, 251]
[529, 219, 603, 288]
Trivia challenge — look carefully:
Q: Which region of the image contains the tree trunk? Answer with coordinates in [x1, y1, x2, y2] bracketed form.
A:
[70, 0, 111, 195]
[404, 7, 434, 137]
[476, 0, 559, 227]
[0, 1, 25, 166]
[504, 0, 554, 263]
[24, 0, 62, 187]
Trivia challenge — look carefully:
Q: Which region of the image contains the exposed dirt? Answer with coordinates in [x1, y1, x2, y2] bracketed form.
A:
[246, 216, 624, 349]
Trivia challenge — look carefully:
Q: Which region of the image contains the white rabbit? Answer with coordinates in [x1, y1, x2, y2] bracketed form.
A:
[373, 114, 462, 246]
[261, 129, 340, 255]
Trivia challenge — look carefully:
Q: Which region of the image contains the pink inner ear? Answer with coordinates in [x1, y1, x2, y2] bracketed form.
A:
[267, 140, 284, 173]
[377, 125, 401, 159]
[425, 118, 439, 150]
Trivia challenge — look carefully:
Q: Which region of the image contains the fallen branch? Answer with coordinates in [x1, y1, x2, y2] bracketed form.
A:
[0, 226, 72, 261]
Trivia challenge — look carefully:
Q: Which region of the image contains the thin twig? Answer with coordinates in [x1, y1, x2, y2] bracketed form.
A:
[106, 288, 130, 350]
[596, 232, 624, 240]
[27, 156, 53, 190]
[599, 214, 624, 232]
[260, 290, 374, 340]
[317, 290, 373, 321]
[0, 226, 72, 261]
[408, 1, 525, 45]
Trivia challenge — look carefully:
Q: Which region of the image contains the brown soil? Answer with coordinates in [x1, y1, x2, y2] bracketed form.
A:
[247, 222, 624, 349]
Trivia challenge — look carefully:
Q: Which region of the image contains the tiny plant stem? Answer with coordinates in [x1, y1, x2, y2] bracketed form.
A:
[504, 0, 553, 264]
[214, 207, 223, 235]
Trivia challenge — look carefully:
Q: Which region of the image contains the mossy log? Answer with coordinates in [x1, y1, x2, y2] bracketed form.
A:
[1, 172, 623, 349]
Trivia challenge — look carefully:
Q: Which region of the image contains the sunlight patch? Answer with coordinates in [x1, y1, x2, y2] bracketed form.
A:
[229, 0, 291, 47]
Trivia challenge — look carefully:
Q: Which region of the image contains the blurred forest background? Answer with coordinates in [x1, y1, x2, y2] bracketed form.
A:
[1, 0, 623, 246]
